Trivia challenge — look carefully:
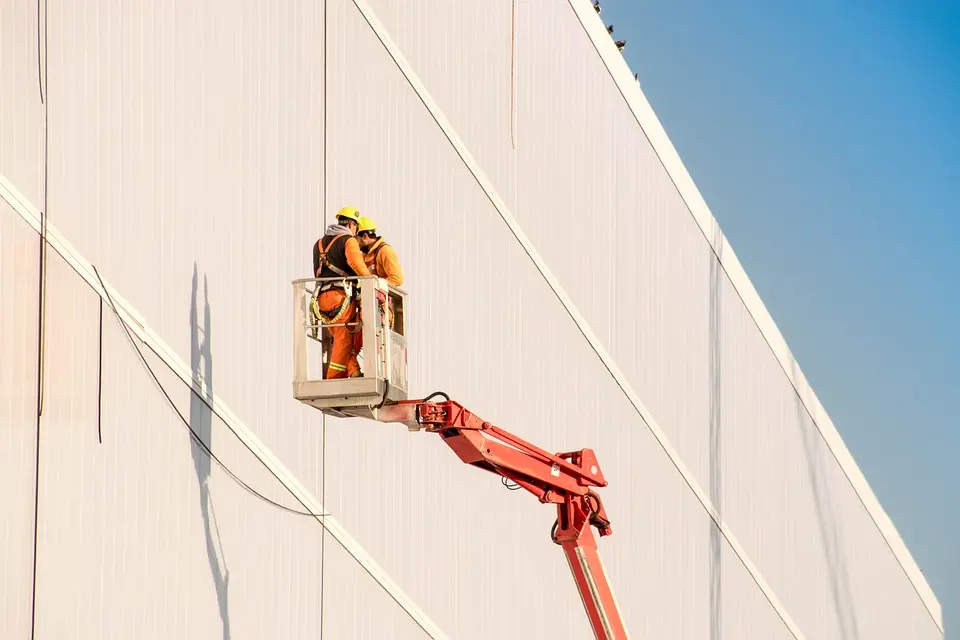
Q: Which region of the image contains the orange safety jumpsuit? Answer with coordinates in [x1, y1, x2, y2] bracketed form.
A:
[354, 239, 404, 354]
[313, 230, 371, 378]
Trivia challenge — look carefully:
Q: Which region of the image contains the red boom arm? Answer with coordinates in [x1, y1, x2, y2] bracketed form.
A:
[379, 395, 628, 640]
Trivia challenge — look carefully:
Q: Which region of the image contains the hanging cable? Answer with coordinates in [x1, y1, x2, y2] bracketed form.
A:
[37, 0, 49, 418]
[92, 266, 328, 517]
[36, 0, 44, 104]
[501, 476, 522, 491]
[30, 2, 49, 636]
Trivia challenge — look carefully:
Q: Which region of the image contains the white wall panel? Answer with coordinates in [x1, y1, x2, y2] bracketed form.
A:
[30, 249, 430, 638]
[2, 0, 941, 637]
[0, 0, 44, 207]
[506, 1, 938, 637]
[514, 0, 724, 492]
[363, 0, 520, 212]
[715, 275, 940, 639]
[0, 202, 40, 640]
[322, 2, 795, 637]
[44, 0, 329, 500]
[321, 539, 433, 640]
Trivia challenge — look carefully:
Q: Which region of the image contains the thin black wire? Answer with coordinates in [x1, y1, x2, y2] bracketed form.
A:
[30, 2, 48, 635]
[92, 266, 327, 517]
[374, 380, 391, 409]
[37, 0, 49, 418]
[501, 477, 521, 491]
[36, 0, 44, 104]
[29, 267, 42, 640]
[98, 298, 103, 444]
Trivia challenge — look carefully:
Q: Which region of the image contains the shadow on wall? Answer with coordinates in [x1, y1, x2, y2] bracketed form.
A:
[795, 357, 860, 640]
[709, 242, 723, 640]
[190, 263, 232, 640]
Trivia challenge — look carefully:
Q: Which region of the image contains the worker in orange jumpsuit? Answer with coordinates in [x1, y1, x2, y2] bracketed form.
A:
[357, 216, 404, 287]
[353, 216, 404, 354]
[311, 206, 371, 379]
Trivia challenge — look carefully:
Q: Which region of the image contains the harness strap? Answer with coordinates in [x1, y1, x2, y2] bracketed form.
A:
[366, 241, 391, 274]
[315, 294, 353, 326]
[315, 234, 350, 278]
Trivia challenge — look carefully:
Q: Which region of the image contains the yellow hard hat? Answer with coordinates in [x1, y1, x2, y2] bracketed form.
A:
[357, 216, 377, 234]
[336, 206, 361, 224]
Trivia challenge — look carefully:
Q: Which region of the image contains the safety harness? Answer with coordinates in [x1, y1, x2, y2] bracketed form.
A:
[312, 234, 357, 327]
[364, 240, 392, 275]
[315, 234, 350, 279]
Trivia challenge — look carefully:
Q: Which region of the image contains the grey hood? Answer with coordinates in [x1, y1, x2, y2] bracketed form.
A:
[324, 223, 353, 237]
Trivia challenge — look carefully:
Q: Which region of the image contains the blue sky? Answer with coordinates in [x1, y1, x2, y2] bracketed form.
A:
[599, 0, 958, 633]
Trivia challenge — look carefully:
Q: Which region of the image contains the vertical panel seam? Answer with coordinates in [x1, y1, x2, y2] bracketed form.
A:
[320, 0, 328, 636]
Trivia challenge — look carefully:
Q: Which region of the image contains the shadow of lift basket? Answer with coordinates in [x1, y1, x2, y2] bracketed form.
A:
[292, 276, 409, 420]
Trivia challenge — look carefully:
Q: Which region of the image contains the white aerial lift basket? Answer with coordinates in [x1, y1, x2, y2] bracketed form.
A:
[292, 276, 408, 419]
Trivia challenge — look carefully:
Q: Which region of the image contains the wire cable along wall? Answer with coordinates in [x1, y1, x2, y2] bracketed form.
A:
[0, 169, 450, 639]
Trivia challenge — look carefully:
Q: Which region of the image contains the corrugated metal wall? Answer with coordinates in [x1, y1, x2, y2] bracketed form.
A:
[508, 3, 939, 638]
[43, 0, 329, 495]
[0, 1, 44, 206]
[0, 0, 940, 638]
[0, 201, 40, 640]
[2, 231, 428, 639]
